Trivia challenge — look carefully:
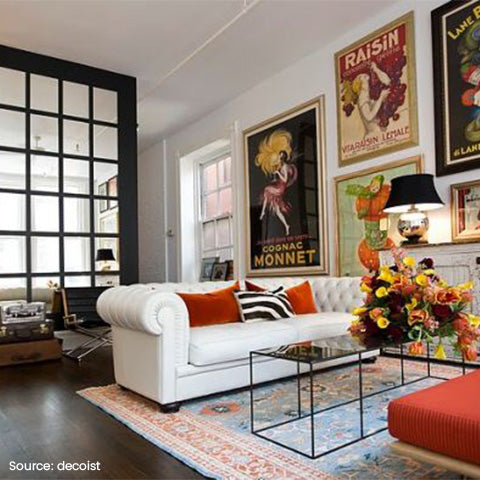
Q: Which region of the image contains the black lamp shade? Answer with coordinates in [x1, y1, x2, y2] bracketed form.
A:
[383, 174, 444, 213]
[96, 248, 115, 262]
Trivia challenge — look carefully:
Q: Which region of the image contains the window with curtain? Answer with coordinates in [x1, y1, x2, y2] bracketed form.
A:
[199, 155, 233, 262]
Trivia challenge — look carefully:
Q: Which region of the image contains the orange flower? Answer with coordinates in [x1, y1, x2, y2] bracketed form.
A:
[435, 288, 461, 305]
[464, 347, 478, 362]
[369, 308, 383, 320]
[408, 341, 425, 356]
[408, 309, 428, 326]
[453, 313, 470, 334]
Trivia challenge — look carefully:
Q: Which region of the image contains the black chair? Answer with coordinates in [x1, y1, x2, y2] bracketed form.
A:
[53, 287, 112, 362]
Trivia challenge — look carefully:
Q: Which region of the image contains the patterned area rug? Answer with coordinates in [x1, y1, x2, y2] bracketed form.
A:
[78, 357, 468, 480]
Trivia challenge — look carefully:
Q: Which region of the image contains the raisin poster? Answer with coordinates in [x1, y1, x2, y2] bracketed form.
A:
[335, 12, 418, 166]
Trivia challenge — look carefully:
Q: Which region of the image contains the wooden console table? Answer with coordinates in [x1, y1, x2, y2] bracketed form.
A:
[379, 242, 480, 314]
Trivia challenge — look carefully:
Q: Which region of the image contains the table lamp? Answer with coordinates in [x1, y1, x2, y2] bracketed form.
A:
[383, 174, 444, 244]
[96, 248, 115, 271]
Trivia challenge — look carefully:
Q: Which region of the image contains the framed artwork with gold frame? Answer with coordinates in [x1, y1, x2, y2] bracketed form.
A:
[335, 12, 418, 166]
[334, 155, 423, 277]
[451, 179, 480, 242]
[243, 96, 328, 276]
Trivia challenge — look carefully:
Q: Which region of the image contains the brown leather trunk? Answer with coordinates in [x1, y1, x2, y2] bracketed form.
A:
[0, 320, 54, 344]
[0, 339, 62, 366]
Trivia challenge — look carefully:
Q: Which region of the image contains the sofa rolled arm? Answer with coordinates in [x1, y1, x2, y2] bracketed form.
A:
[97, 285, 189, 336]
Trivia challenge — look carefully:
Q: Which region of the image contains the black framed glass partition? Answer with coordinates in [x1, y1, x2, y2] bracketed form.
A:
[0, 44, 138, 300]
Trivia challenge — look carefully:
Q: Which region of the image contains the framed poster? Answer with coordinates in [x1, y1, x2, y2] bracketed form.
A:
[451, 179, 480, 242]
[432, 0, 480, 176]
[335, 12, 418, 166]
[334, 155, 423, 276]
[243, 97, 328, 276]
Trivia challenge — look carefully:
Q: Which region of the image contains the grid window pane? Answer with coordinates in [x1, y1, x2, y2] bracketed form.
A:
[218, 157, 231, 186]
[0, 67, 25, 107]
[94, 162, 118, 195]
[0, 152, 25, 190]
[64, 120, 89, 156]
[217, 218, 230, 247]
[95, 237, 119, 271]
[94, 125, 118, 160]
[63, 81, 89, 118]
[95, 203, 118, 233]
[64, 197, 90, 233]
[0, 109, 25, 148]
[64, 237, 90, 272]
[0, 236, 26, 273]
[203, 163, 217, 192]
[64, 158, 89, 194]
[94, 88, 117, 123]
[31, 195, 59, 232]
[0, 277, 26, 289]
[65, 276, 91, 287]
[31, 156, 59, 192]
[32, 276, 59, 289]
[31, 237, 59, 273]
[204, 193, 217, 219]
[202, 221, 215, 251]
[95, 275, 119, 287]
[219, 188, 232, 215]
[31, 115, 58, 153]
[0, 192, 25, 230]
[31, 74, 58, 113]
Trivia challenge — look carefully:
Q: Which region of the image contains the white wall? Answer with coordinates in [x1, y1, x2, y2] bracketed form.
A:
[139, 0, 478, 283]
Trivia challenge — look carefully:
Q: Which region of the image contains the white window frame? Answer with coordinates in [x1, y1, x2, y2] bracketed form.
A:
[197, 151, 233, 263]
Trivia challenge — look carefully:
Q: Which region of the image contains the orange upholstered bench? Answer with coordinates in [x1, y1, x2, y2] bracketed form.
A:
[388, 369, 480, 476]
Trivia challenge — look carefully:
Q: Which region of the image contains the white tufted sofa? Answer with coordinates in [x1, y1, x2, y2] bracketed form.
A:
[97, 277, 373, 411]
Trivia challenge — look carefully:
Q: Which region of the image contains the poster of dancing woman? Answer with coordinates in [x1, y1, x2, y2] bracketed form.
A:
[243, 97, 328, 276]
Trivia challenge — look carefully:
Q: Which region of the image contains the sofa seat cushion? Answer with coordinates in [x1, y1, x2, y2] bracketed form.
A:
[189, 321, 298, 366]
[276, 312, 352, 341]
[388, 369, 480, 466]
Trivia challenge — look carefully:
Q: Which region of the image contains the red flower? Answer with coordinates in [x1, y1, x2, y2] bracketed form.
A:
[464, 347, 478, 362]
[432, 304, 451, 319]
[409, 341, 425, 356]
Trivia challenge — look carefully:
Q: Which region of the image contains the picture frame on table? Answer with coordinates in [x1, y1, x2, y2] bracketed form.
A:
[98, 182, 108, 213]
[451, 179, 480, 242]
[200, 256, 219, 282]
[432, 0, 480, 176]
[211, 261, 229, 281]
[243, 96, 328, 277]
[335, 12, 418, 166]
[334, 155, 423, 277]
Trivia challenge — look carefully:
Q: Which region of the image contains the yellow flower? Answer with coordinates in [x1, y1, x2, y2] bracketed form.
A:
[360, 283, 372, 293]
[458, 281, 474, 291]
[378, 270, 395, 284]
[468, 314, 480, 327]
[375, 286, 389, 298]
[377, 317, 390, 329]
[415, 274, 429, 287]
[406, 298, 418, 312]
[438, 280, 448, 288]
[403, 257, 416, 268]
[423, 269, 436, 276]
[352, 306, 367, 316]
[434, 344, 447, 360]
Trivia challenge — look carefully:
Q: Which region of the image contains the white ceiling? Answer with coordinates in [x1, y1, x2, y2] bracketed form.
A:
[0, 0, 399, 152]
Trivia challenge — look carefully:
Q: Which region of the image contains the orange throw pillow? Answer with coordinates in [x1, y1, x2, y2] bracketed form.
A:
[285, 281, 317, 315]
[178, 282, 240, 327]
[245, 280, 317, 315]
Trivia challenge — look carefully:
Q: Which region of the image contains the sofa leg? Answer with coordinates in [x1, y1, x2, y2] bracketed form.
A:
[362, 356, 377, 364]
[160, 402, 181, 413]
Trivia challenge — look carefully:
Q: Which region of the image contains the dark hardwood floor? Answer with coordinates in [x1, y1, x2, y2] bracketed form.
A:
[0, 347, 205, 480]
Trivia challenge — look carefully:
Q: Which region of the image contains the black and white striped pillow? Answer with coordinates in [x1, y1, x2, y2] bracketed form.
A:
[234, 287, 294, 323]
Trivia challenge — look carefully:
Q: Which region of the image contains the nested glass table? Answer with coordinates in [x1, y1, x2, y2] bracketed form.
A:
[249, 335, 460, 459]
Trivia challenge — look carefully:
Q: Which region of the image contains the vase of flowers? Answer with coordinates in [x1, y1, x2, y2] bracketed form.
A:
[349, 248, 480, 360]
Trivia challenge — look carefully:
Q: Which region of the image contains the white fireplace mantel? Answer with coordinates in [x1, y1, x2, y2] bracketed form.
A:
[379, 242, 480, 314]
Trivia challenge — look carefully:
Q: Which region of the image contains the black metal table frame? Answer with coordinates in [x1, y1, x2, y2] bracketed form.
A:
[249, 343, 467, 459]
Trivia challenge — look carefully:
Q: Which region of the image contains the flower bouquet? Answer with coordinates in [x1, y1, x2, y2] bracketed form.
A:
[349, 248, 480, 360]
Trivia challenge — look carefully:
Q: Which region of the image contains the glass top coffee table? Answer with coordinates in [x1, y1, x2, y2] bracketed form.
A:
[249, 335, 452, 459]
